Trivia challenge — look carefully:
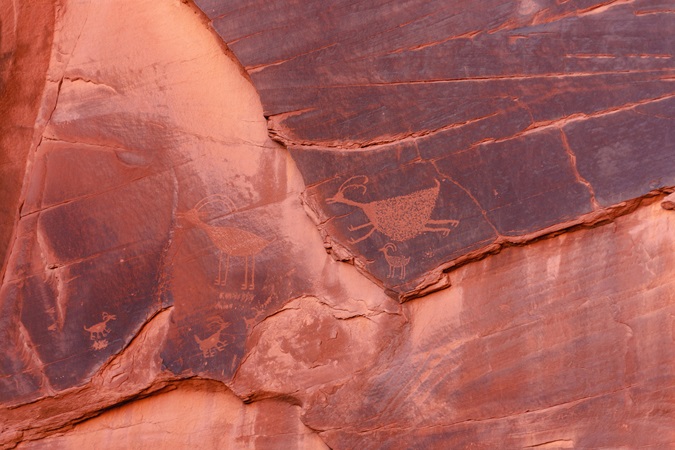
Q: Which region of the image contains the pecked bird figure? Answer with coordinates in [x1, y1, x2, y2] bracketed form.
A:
[177, 195, 272, 290]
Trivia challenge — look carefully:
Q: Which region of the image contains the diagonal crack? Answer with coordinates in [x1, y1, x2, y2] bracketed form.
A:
[559, 128, 600, 209]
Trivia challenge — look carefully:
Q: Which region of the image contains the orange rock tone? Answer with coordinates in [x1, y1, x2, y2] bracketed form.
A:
[1, 0, 674, 449]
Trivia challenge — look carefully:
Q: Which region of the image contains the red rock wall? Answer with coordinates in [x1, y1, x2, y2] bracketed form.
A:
[1, 0, 673, 448]
[0, 0, 54, 269]
[198, 0, 675, 299]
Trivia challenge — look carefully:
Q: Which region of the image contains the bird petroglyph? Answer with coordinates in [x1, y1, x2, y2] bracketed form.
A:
[178, 195, 273, 290]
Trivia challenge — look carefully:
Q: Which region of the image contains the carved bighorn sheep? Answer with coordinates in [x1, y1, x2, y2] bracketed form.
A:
[326, 176, 459, 244]
[379, 243, 411, 279]
[194, 317, 230, 358]
[84, 312, 117, 340]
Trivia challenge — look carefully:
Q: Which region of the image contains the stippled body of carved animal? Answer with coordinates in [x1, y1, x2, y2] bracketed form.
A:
[84, 312, 117, 340]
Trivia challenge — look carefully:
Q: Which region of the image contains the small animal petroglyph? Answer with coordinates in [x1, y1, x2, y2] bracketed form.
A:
[327, 176, 459, 244]
[194, 316, 230, 359]
[379, 243, 411, 279]
[92, 340, 109, 350]
[84, 312, 116, 340]
[178, 195, 273, 290]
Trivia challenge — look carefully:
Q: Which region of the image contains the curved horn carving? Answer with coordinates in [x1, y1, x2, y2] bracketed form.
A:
[337, 175, 369, 195]
[193, 194, 238, 214]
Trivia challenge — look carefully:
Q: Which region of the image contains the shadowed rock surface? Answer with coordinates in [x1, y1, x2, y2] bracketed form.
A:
[0, 0, 673, 448]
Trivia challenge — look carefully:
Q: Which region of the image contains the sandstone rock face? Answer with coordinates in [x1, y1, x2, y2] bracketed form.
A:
[1, 0, 674, 449]
[18, 380, 327, 450]
[198, 0, 675, 298]
[0, 0, 54, 270]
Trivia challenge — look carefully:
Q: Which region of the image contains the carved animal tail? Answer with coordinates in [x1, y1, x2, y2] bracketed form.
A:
[194, 335, 203, 345]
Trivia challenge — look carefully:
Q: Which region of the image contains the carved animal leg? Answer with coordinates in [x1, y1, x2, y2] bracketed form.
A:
[427, 219, 460, 226]
[400, 264, 405, 279]
[249, 256, 255, 290]
[222, 254, 230, 286]
[424, 219, 459, 236]
[387, 263, 393, 278]
[349, 225, 377, 244]
[215, 252, 222, 285]
[422, 225, 457, 236]
[349, 221, 374, 232]
[242, 256, 248, 290]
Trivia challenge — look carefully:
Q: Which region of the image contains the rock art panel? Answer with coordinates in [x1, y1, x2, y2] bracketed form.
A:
[0, 0, 284, 404]
[197, 0, 675, 299]
[297, 153, 495, 297]
[0, 0, 401, 424]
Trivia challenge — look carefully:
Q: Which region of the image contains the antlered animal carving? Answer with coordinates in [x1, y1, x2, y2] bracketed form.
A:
[327, 176, 459, 244]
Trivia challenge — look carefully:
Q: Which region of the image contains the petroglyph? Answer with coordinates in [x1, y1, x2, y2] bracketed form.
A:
[92, 340, 109, 351]
[84, 312, 116, 341]
[84, 312, 117, 351]
[218, 292, 255, 303]
[327, 176, 459, 244]
[194, 316, 230, 358]
[379, 243, 411, 279]
[178, 195, 273, 290]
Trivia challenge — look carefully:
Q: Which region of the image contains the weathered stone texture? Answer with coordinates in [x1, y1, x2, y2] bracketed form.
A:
[17, 380, 327, 450]
[0, 0, 55, 270]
